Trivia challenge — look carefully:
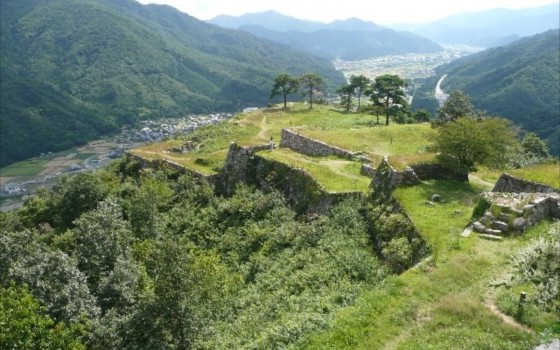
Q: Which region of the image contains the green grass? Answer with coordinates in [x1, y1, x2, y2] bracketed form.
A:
[0, 158, 50, 176]
[293, 181, 549, 350]
[509, 161, 560, 189]
[258, 149, 372, 193]
[133, 104, 434, 180]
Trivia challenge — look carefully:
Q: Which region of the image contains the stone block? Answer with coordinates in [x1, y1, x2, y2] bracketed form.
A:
[473, 221, 486, 233]
[492, 220, 509, 232]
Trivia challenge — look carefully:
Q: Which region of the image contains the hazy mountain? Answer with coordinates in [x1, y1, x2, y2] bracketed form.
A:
[0, 0, 344, 167]
[209, 11, 443, 60]
[437, 29, 560, 154]
[209, 10, 326, 32]
[392, 3, 560, 47]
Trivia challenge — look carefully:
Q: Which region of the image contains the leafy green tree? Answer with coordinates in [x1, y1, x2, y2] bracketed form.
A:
[270, 74, 300, 108]
[436, 90, 477, 124]
[2, 230, 99, 323]
[431, 116, 519, 175]
[0, 284, 86, 349]
[337, 83, 355, 111]
[55, 172, 110, 229]
[71, 198, 140, 311]
[412, 109, 432, 122]
[521, 132, 550, 158]
[300, 73, 323, 109]
[349, 74, 371, 110]
[366, 74, 408, 126]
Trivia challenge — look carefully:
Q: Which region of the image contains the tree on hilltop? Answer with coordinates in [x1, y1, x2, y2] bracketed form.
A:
[435, 90, 477, 124]
[270, 74, 299, 108]
[366, 74, 408, 126]
[349, 74, 371, 111]
[300, 73, 323, 109]
[337, 83, 355, 111]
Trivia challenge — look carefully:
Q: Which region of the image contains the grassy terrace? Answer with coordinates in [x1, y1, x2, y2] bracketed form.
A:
[257, 148, 372, 193]
[295, 180, 554, 349]
[132, 103, 435, 181]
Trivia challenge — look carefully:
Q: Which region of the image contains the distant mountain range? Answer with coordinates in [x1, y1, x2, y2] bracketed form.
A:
[0, 0, 344, 167]
[437, 29, 560, 155]
[392, 2, 560, 47]
[208, 11, 443, 60]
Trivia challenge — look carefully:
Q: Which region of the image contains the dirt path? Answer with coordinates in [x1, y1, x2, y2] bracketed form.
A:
[483, 285, 534, 334]
[256, 115, 270, 142]
[469, 174, 496, 191]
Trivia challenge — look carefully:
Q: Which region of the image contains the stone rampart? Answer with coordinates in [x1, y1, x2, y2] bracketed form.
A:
[492, 173, 560, 194]
[279, 128, 355, 159]
[126, 153, 220, 186]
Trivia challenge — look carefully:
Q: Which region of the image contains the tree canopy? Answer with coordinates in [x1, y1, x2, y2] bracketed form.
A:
[366, 74, 408, 126]
[300, 73, 323, 109]
[431, 116, 519, 174]
[270, 74, 300, 108]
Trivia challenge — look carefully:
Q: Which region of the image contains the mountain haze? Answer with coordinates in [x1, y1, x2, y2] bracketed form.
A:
[437, 29, 560, 154]
[0, 0, 344, 167]
[393, 3, 560, 47]
[209, 11, 443, 60]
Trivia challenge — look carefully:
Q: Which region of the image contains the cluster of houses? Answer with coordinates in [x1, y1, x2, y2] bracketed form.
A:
[115, 113, 234, 143]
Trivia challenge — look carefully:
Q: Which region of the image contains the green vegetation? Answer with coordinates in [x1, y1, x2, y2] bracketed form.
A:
[3, 99, 558, 349]
[0, 0, 344, 167]
[0, 158, 51, 177]
[365, 74, 409, 126]
[295, 182, 555, 349]
[431, 116, 519, 174]
[133, 104, 435, 178]
[509, 161, 560, 189]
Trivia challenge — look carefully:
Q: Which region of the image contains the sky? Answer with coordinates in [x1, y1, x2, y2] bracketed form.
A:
[135, 0, 558, 25]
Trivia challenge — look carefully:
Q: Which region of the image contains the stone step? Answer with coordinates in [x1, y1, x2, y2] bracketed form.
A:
[479, 234, 503, 241]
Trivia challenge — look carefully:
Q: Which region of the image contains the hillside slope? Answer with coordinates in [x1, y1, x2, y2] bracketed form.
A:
[437, 29, 560, 155]
[0, 0, 344, 167]
[209, 11, 443, 60]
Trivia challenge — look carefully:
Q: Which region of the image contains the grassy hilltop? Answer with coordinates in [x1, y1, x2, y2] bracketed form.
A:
[134, 103, 559, 348]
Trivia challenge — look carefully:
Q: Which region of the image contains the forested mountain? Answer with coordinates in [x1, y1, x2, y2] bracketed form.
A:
[0, 0, 344, 167]
[437, 29, 560, 155]
[209, 11, 443, 60]
[393, 2, 560, 47]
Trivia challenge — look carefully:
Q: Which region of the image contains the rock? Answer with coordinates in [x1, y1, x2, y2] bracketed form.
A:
[492, 220, 509, 232]
[512, 217, 527, 231]
[485, 228, 503, 235]
[498, 213, 512, 222]
[461, 227, 472, 237]
[431, 194, 441, 202]
[473, 221, 486, 233]
[424, 200, 435, 206]
[479, 234, 503, 241]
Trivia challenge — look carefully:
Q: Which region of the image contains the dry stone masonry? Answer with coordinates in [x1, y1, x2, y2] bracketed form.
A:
[279, 128, 355, 158]
[468, 173, 560, 239]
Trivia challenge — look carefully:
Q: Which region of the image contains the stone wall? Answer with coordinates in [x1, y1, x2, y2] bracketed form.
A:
[279, 128, 355, 159]
[471, 192, 560, 236]
[371, 157, 420, 194]
[492, 173, 560, 194]
[411, 163, 468, 182]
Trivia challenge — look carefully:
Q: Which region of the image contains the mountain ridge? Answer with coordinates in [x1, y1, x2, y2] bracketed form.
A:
[0, 0, 344, 167]
[208, 11, 443, 60]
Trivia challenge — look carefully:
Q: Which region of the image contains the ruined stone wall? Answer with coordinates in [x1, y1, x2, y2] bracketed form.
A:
[126, 153, 220, 186]
[279, 128, 355, 159]
[492, 173, 560, 194]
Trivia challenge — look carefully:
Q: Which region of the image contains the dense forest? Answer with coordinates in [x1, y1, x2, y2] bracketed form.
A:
[0, 0, 345, 167]
[0, 155, 427, 349]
